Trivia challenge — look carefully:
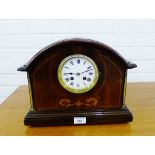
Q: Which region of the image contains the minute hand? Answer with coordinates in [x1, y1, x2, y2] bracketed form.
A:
[80, 68, 94, 74]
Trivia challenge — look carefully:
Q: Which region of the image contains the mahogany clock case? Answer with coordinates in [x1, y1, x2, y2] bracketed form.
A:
[18, 38, 137, 126]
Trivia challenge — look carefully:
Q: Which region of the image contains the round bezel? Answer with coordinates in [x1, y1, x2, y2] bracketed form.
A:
[57, 54, 99, 94]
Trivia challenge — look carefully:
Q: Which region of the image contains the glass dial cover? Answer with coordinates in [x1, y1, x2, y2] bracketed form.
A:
[57, 54, 99, 93]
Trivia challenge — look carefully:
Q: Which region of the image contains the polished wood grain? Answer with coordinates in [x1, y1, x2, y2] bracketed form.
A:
[0, 82, 155, 136]
[18, 39, 137, 111]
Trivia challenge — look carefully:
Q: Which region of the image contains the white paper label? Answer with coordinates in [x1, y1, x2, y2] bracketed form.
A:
[74, 117, 86, 124]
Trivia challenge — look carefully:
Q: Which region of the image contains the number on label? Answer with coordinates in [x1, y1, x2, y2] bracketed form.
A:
[74, 117, 86, 124]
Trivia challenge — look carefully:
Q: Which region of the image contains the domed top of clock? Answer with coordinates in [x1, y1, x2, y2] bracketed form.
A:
[17, 38, 137, 71]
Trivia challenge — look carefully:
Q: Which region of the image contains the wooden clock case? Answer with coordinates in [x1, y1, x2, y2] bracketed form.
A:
[18, 38, 137, 126]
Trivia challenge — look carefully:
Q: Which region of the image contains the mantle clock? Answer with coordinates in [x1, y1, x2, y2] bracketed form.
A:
[18, 38, 137, 126]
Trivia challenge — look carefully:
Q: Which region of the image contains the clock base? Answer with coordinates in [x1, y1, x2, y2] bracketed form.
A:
[24, 106, 133, 126]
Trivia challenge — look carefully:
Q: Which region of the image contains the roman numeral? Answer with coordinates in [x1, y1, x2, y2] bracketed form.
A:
[65, 78, 69, 82]
[77, 59, 80, 64]
[65, 66, 69, 69]
[87, 78, 91, 82]
[83, 61, 86, 65]
[70, 82, 74, 86]
[70, 61, 74, 65]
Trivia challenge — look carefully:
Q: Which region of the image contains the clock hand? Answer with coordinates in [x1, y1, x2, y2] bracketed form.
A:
[64, 69, 94, 76]
[63, 72, 76, 75]
[80, 68, 94, 74]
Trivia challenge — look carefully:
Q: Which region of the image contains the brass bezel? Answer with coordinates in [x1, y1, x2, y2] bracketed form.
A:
[57, 54, 99, 94]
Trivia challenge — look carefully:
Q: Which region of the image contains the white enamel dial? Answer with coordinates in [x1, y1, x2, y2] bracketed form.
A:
[57, 54, 99, 93]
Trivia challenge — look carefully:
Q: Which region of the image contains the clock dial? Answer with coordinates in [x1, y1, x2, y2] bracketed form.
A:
[57, 54, 99, 93]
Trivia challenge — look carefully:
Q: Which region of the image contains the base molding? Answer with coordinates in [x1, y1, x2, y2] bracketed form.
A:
[24, 106, 133, 126]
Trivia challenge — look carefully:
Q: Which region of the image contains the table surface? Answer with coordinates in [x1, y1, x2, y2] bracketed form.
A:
[0, 82, 155, 136]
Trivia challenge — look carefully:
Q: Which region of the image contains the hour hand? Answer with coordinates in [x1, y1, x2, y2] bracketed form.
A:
[63, 72, 74, 75]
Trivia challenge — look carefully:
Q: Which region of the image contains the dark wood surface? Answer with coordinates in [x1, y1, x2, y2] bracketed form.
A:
[0, 82, 155, 136]
[24, 106, 133, 126]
